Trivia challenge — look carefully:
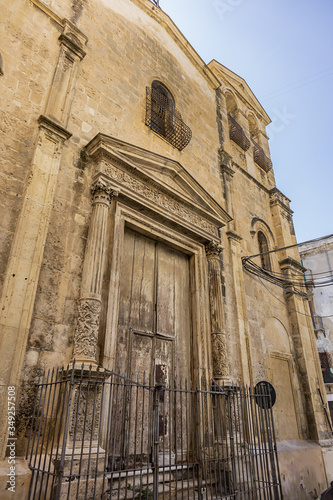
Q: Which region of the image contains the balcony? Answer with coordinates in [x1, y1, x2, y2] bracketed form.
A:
[228, 114, 250, 152]
[146, 86, 192, 151]
[252, 139, 272, 172]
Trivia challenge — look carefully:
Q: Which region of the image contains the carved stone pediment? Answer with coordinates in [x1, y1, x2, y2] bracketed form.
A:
[83, 134, 232, 241]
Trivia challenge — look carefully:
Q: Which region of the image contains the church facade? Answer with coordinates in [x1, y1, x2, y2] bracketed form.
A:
[0, 0, 332, 498]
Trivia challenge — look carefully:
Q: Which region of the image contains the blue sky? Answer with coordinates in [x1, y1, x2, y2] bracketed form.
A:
[160, 0, 333, 243]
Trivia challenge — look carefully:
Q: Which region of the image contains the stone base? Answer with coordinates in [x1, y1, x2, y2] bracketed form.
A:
[278, 440, 328, 499]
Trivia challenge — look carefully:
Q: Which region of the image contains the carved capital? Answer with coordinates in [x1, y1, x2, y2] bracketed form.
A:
[205, 241, 223, 259]
[211, 333, 228, 379]
[91, 179, 119, 206]
[73, 298, 101, 362]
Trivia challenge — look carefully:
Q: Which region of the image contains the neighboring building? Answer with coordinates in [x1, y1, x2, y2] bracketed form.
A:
[299, 234, 333, 421]
[0, 0, 332, 498]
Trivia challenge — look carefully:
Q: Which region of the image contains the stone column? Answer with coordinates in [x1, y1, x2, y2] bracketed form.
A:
[206, 241, 229, 383]
[73, 178, 118, 366]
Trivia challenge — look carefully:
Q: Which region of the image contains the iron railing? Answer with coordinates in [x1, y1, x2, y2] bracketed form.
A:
[228, 114, 250, 152]
[252, 140, 272, 173]
[150, 0, 160, 5]
[146, 87, 192, 151]
[27, 364, 283, 499]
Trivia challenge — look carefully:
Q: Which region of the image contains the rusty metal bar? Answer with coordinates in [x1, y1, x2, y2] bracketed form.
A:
[252, 139, 272, 172]
[228, 114, 251, 151]
[27, 367, 283, 499]
[146, 86, 192, 151]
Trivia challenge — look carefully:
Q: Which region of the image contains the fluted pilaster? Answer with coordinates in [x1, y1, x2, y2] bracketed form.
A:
[73, 178, 118, 365]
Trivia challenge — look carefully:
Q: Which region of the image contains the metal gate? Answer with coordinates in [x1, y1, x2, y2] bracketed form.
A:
[27, 364, 283, 499]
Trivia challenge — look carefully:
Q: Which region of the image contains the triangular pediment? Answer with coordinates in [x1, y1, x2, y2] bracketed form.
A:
[208, 60, 271, 125]
[84, 134, 232, 232]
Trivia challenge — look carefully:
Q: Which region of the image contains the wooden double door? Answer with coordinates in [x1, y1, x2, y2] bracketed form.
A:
[115, 228, 192, 387]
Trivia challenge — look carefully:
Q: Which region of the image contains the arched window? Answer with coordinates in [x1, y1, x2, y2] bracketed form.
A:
[258, 231, 271, 271]
[145, 81, 192, 150]
[225, 91, 250, 151]
[150, 81, 175, 137]
[225, 92, 237, 118]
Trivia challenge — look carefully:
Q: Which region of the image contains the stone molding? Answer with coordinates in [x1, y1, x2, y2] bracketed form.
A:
[269, 187, 293, 216]
[38, 115, 72, 142]
[279, 256, 307, 275]
[226, 229, 242, 243]
[82, 134, 232, 242]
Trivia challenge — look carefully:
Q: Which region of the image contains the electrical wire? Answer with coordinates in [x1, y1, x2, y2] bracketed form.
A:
[242, 235, 333, 297]
[260, 70, 333, 103]
[259, 66, 333, 100]
[257, 276, 333, 320]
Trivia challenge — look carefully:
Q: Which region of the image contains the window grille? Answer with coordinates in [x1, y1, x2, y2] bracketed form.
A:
[252, 139, 272, 172]
[228, 113, 251, 151]
[146, 86, 192, 151]
[258, 231, 272, 272]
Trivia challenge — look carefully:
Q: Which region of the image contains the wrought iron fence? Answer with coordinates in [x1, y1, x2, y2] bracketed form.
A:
[27, 364, 283, 499]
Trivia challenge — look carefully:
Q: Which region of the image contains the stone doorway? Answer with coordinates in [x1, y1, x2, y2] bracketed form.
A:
[115, 228, 192, 388]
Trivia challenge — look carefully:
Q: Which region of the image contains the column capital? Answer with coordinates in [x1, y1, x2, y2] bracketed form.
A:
[205, 241, 223, 259]
[91, 179, 119, 206]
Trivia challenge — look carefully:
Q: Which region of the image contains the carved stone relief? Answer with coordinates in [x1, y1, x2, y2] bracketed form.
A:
[73, 298, 101, 361]
[100, 162, 219, 237]
[211, 333, 228, 379]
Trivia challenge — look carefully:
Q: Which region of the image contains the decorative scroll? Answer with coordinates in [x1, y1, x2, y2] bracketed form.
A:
[73, 298, 101, 360]
[212, 333, 228, 379]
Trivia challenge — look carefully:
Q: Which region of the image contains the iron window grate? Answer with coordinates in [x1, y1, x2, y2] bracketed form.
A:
[228, 113, 251, 151]
[146, 86, 192, 151]
[252, 139, 273, 172]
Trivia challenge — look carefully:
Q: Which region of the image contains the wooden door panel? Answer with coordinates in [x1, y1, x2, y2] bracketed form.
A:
[128, 230, 155, 333]
[116, 228, 191, 382]
[156, 242, 175, 338]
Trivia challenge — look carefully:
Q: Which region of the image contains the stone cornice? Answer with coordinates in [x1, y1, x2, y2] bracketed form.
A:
[59, 33, 86, 60]
[270, 188, 293, 216]
[82, 134, 232, 242]
[38, 115, 72, 141]
[226, 230, 243, 243]
[279, 256, 306, 274]
[208, 59, 271, 125]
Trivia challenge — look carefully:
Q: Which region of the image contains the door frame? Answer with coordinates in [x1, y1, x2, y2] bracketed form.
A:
[103, 202, 212, 386]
